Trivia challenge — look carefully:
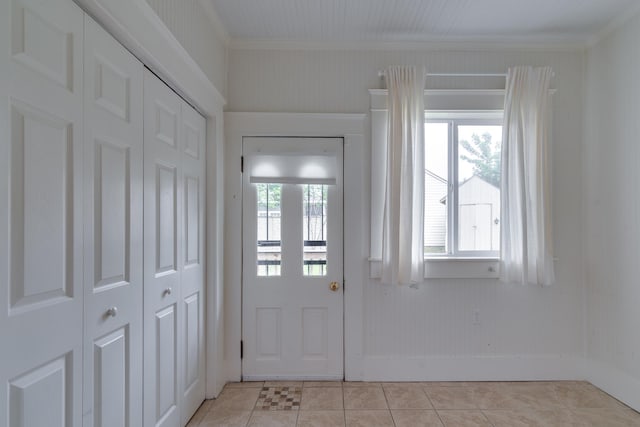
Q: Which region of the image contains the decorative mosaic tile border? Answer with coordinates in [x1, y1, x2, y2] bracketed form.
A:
[255, 386, 302, 411]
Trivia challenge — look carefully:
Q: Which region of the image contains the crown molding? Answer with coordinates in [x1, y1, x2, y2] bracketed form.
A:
[587, 1, 640, 48]
[198, 0, 230, 46]
[228, 36, 588, 52]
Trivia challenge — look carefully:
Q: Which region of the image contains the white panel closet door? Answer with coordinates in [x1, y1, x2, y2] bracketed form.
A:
[143, 68, 184, 427]
[0, 0, 84, 426]
[82, 15, 143, 427]
[180, 102, 206, 423]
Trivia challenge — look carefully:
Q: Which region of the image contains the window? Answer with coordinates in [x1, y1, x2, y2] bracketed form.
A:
[424, 116, 502, 258]
[370, 90, 505, 277]
[302, 184, 328, 276]
[256, 183, 282, 276]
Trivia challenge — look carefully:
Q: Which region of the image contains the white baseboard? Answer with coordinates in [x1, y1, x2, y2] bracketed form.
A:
[361, 355, 586, 382]
[587, 359, 640, 412]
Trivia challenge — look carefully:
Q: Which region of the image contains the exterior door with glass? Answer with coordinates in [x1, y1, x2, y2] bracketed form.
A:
[242, 137, 343, 379]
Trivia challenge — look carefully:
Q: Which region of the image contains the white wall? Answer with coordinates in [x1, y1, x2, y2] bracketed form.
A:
[146, 0, 228, 98]
[227, 47, 586, 379]
[584, 10, 640, 410]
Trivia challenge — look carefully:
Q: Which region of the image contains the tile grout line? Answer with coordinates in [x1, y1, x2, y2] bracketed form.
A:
[480, 409, 497, 427]
[342, 381, 347, 427]
[422, 385, 445, 427]
[380, 383, 396, 427]
[247, 384, 260, 427]
[472, 383, 495, 427]
[295, 384, 305, 426]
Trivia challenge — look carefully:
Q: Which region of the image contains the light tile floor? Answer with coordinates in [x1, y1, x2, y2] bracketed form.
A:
[187, 381, 640, 427]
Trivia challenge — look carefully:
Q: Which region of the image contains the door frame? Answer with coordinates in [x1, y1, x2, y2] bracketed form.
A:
[224, 113, 366, 382]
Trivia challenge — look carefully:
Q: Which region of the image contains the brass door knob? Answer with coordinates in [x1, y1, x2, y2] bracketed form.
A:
[329, 281, 340, 291]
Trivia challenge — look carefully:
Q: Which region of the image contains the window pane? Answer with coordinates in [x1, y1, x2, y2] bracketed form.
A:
[303, 184, 327, 276]
[257, 183, 281, 276]
[424, 122, 449, 255]
[457, 125, 502, 251]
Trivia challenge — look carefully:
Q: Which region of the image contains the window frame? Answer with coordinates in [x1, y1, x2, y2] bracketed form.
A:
[425, 110, 503, 260]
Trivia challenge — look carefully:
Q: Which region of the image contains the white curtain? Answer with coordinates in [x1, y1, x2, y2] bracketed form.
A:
[500, 66, 555, 286]
[381, 66, 426, 285]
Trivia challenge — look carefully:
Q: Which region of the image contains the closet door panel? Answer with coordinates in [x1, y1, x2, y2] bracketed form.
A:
[180, 102, 206, 423]
[93, 328, 128, 426]
[82, 15, 143, 427]
[0, 0, 84, 425]
[144, 68, 183, 427]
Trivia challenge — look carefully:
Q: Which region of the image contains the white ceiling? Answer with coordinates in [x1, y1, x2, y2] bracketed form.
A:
[209, 0, 637, 46]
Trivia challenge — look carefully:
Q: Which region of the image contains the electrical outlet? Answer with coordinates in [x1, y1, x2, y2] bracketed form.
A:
[473, 310, 481, 325]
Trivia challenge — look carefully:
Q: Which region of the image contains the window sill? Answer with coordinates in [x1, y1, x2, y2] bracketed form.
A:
[368, 257, 500, 280]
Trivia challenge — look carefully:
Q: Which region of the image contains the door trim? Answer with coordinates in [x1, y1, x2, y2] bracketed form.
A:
[224, 113, 366, 382]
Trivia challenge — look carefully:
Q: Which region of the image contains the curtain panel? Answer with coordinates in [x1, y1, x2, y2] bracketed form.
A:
[381, 66, 426, 285]
[501, 66, 555, 286]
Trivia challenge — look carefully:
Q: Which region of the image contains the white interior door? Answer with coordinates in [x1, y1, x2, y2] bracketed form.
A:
[143, 68, 183, 427]
[180, 101, 206, 424]
[82, 15, 143, 427]
[0, 0, 84, 425]
[242, 137, 344, 380]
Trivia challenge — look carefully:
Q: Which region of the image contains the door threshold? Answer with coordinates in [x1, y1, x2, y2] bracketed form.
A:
[242, 375, 343, 381]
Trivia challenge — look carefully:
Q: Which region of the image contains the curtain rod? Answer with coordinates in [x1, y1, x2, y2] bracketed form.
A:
[377, 71, 507, 78]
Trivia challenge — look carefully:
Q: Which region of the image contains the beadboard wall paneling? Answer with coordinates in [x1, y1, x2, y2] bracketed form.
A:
[585, 10, 640, 411]
[146, 0, 227, 97]
[227, 48, 585, 377]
